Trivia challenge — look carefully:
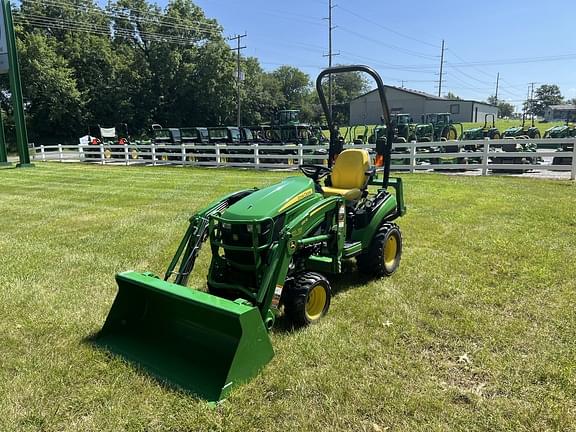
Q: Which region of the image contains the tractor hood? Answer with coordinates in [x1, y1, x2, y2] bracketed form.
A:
[221, 176, 318, 220]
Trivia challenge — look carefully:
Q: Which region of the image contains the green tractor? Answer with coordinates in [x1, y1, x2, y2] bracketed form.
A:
[461, 114, 501, 162]
[95, 65, 405, 402]
[545, 120, 576, 166]
[367, 114, 417, 167]
[501, 115, 541, 139]
[462, 114, 501, 143]
[414, 113, 462, 142]
[392, 113, 415, 143]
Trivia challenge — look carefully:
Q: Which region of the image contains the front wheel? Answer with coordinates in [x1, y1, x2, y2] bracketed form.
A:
[357, 223, 402, 277]
[282, 272, 331, 328]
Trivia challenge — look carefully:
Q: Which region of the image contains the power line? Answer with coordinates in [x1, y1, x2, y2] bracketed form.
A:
[337, 5, 439, 49]
[21, 0, 223, 36]
[338, 26, 438, 60]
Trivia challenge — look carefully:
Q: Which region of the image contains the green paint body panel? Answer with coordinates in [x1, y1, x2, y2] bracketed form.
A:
[222, 176, 316, 220]
[96, 271, 274, 402]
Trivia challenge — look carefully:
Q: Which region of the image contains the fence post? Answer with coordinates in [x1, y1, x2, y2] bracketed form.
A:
[151, 142, 157, 166]
[40, 144, 46, 162]
[181, 142, 186, 166]
[482, 139, 490, 176]
[216, 144, 221, 165]
[254, 143, 260, 169]
[124, 143, 129, 166]
[410, 141, 416, 173]
[98, 143, 105, 164]
[78, 143, 84, 162]
[298, 143, 304, 166]
[57, 143, 63, 162]
[571, 139, 576, 181]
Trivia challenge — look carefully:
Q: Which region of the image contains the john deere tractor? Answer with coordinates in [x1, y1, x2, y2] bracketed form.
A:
[462, 114, 501, 142]
[502, 115, 541, 139]
[414, 113, 462, 142]
[95, 65, 405, 402]
[545, 120, 576, 166]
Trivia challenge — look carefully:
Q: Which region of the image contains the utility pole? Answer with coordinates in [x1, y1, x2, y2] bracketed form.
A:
[229, 33, 246, 128]
[323, 0, 339, 122]
[494, 72, 499, 104]
[528, 81, 537, 121]
[437, 39, 445, 97]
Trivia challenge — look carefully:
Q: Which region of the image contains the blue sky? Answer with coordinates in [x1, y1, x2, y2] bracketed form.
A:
[181, 0, 575, 108]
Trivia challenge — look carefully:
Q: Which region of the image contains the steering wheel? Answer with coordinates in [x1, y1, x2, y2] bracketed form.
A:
[299, 164, 331, 182]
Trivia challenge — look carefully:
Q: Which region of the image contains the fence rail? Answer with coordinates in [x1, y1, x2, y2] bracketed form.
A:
[30, 138, 576, 180]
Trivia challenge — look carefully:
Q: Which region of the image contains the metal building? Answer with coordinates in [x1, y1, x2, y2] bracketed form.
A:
[543, 104, 576, 122]
[349, 86, 498, 125]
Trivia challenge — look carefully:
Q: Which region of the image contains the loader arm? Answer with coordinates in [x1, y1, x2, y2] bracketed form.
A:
[164, 189, 257, 286]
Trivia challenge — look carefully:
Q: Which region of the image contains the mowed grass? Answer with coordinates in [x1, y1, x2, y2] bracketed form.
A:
[1, 163, 575, 431]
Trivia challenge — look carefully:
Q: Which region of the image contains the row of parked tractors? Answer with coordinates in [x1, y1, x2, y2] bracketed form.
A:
[82, 110, 328, 163]
[360, 112, 574, 170]
[82, 110, 574, 169]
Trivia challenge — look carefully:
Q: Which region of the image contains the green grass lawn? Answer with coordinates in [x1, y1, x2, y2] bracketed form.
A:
[1, 164, 575, 431]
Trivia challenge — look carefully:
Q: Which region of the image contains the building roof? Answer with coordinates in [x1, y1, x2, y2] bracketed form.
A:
[548, 104, 576, 110]
[352, 85, 496, 107]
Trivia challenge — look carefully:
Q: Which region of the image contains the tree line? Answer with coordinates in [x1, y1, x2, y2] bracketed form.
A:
[2, 0, 368, 147]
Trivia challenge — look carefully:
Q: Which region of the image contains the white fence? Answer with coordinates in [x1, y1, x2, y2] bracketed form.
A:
[30, 138, 576, 180]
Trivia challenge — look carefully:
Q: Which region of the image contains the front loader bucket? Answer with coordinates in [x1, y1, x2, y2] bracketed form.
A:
[95, 271, 274, 402]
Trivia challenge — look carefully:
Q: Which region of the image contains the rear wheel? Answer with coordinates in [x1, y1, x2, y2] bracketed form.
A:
[282, 272, 331, 328]
[357, 223, 402, 277]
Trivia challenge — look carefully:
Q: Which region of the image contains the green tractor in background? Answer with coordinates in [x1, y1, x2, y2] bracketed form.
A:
[502, 115, 541, 139]
[462, 114, 501, 142]
[414, 113, 465, 167]
[413, 113, 462, 142]
[544, 120, 576, 139]
[461, 114, 501, 162]
[545, 120, 576, 166]
[95, 65, 406, 402]
[367, 114, 415, 167]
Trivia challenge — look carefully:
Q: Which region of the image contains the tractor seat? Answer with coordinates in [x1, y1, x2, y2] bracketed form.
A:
[322, 149, 371, 201]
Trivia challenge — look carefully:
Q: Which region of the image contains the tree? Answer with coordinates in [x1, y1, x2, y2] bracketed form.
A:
[497, 101, 514, 118]
[446, 91, 462, 100]
[487, 95, 514, 118]
[270, 66, 311, 110]
[486, 95, 514, 118]
[525, 84, 563, 117]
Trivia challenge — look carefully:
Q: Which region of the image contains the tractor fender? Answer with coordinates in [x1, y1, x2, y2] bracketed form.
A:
[352, 194, 398, 249]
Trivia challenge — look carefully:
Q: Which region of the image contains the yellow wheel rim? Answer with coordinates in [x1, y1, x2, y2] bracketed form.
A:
[161, 153, 168, 161]
[493, 133, 500, 140]
[384, 235, 398, 268]
[131, 149, 138, 159]
[305, 285, 327, 321]
[448, 129, 457, 140]
[104, 149, 112, 159]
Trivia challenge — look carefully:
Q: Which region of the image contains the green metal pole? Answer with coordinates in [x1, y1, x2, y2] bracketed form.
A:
[3, 0, 32, 167]
[0, 109, 11, 166]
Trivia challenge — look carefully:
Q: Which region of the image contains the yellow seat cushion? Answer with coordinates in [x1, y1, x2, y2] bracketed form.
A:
[321, 149, 370, 200]
[322, 186, 362, 201]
